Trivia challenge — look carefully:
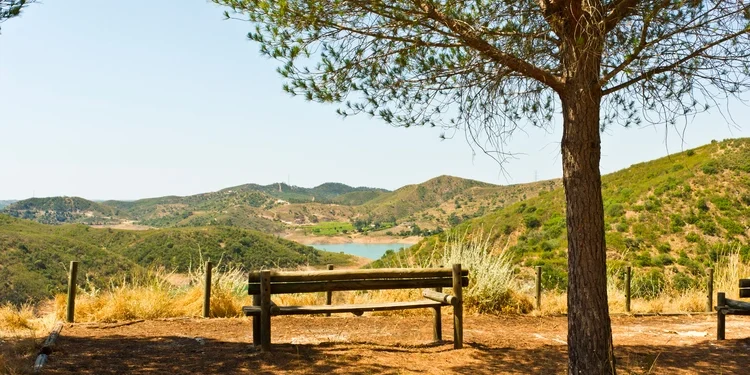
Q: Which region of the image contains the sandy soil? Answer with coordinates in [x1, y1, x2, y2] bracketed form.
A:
[285, 233, 422, 245]
[43, 314, 750, 374]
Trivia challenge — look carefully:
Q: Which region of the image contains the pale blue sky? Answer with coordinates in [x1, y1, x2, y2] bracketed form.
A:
[1, 0, 749, 200]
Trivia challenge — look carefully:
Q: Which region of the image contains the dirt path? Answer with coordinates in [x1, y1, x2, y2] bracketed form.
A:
[44, 315, 750, 374]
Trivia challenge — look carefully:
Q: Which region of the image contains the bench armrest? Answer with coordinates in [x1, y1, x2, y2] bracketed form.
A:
[422, 289, 457, 306]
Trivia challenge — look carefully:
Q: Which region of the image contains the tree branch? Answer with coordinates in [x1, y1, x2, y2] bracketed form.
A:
[602, 28, 750, 95]
[603, 0, 641, 32]
[415, 0, 564, 92]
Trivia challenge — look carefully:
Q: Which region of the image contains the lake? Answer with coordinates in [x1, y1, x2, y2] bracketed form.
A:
[311, 243, 411, 260]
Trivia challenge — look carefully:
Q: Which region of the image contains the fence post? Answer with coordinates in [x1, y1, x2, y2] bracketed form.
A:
[325, 264, 334, 317]
[535, 266, 542, 311]
[203, 261, 213, 318]
[66, 261, 79, 323]
[452, 264, 463, 349]
[717, 292, 726, 340]
[625, 266, 631, 313]
[706, 267, 714, 313]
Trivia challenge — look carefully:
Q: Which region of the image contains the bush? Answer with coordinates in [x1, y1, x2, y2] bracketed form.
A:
[606, 203, 625, 217]
[632, 269, 666, 299]
[685, 232, 701, 243]
[686, 149, 695, 156]
[440, 230, 531, 314]
[541, 264, 568, 291]
[524, 215, 541, 229]
[672, 273, 697, 292]
[702, 161, 720, 175]
[698, 219, 718, 236]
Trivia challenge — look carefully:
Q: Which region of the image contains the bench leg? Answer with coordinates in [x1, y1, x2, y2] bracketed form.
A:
[433, 305, 442, 342]
[433, 286, 442, 342]
[717, 292, 726, 340]
[252, 295, 261, 347]
[260, 270, 272, 352]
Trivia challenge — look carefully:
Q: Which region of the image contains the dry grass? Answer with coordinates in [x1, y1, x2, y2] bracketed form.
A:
[534, 248, 750, 315]
[54, 264, 254, 322]
[0, 304, 56, 375]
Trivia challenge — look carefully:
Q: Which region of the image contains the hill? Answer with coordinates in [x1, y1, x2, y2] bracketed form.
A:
[0, 177, 560, 239]
[0, 200, 16, 209]
[4, 197, 119, 225]
[0, 215, 354, 304]
[381, 138, 750, 293]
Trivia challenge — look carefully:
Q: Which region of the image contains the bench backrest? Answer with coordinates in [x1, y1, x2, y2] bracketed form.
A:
[741, 279, 750, 298]
[248, 267, 469, 295]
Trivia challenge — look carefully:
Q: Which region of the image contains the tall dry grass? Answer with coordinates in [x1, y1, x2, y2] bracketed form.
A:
[537, 247, 750, 315]
[0, 304, 55, 375]
[54, 263, 253, 322]
[440, 230, 532, 313]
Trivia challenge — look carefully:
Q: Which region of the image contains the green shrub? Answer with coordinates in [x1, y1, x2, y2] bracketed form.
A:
[671, 273, 697, 292]
[686, 150, 695, 157]
[632, 269, 666, 299]
[685, 232, 701, 243]
[541, 264, 568, 291]
[698, 219, 718, 236]
[710, 196, 733, 211]
[524, 215, 541, 229]
[653, 253, 675, 266]
[702, 161, 720, 175]
[606, 203, 625, 217]
[656, 243, 672, 253]
[718, 217, 745, 236]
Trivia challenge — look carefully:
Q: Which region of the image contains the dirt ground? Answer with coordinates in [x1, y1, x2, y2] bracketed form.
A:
[43, 314, 750, 374]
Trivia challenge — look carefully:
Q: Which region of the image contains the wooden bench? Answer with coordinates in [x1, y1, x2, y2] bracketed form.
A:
[715, 278, 750, 340]
[242, 264, 469, 352]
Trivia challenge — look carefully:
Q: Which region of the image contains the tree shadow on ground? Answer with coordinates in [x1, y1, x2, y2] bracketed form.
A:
[454, 338, 750, 374]
[43, 335, 750, 375]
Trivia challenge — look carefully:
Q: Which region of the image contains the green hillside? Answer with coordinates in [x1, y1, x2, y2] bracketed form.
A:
[0, 215, 354, 304]
[379, 139, 750, 292]
[4, 197, 119, 225]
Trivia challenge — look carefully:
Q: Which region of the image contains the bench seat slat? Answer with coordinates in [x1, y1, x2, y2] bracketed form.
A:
[243, 300, 445, 316]
[248, 268, 468, 283]
[248, 277, 468, 295]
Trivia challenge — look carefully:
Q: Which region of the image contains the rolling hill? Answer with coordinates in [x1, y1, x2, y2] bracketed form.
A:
[1, 177, 561, 238]
[4, 197, 119, 225]
[380, 138, 750, 294]
[0, 215, 354, 304]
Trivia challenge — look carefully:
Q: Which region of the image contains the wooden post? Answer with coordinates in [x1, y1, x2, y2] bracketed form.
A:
[252, 294, 261, 347]
[452, 264, 463, 349]
[535, 266, 542, 311]
[325, 264, 334, 317]
[203, 261, 212, 318]
[625, 266, 632, 313]
[66, 261, 79, 323]
[717, 292, 726, 340]
[260, 270, 272, 352]
[433, 285, 443, 342]
[706, 267, 714, 313]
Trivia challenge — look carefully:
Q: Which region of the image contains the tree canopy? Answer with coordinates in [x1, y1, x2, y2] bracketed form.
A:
[0, 0, 33, 29]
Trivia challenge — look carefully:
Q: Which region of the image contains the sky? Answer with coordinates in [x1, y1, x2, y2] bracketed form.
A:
[1, 0, 749, 201]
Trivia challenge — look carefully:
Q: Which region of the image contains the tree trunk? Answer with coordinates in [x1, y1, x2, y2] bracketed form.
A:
[561, 82, 616, 374]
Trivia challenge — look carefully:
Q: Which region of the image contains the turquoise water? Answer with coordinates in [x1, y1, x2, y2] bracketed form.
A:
[311, 243, 411, 260]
